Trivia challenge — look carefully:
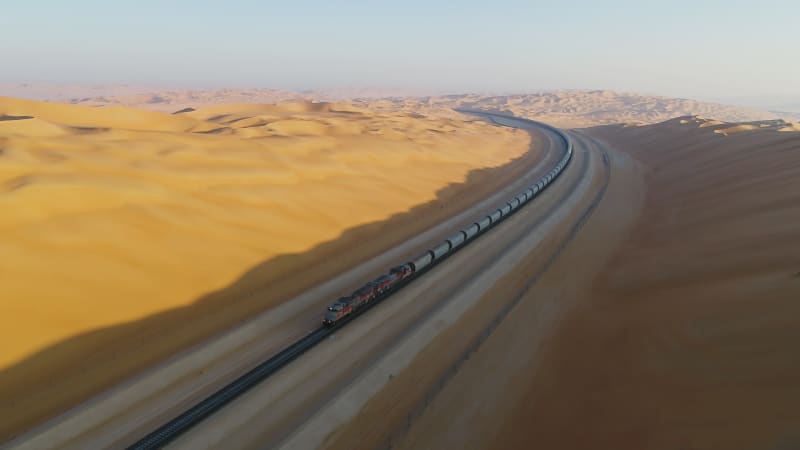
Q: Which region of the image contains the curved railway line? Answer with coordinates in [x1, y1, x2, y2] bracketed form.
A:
[378, 135, 611, 449]
[122, 111, 574, 449]
[268, 121, 608, 450]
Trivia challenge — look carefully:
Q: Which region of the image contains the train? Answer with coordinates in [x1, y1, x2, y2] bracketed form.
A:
[323, 116, 574, 327]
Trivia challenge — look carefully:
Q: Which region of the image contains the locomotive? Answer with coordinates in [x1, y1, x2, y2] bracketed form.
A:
[323, 117, 573, 327]
[323, 264, 412, 325]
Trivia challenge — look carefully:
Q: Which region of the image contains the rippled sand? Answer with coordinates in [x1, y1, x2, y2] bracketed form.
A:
[0, 96, 529, 370]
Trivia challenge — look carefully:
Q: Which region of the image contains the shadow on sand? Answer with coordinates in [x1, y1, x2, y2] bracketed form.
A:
[0, 114, 34, 121]
[0, 125, 546, 442]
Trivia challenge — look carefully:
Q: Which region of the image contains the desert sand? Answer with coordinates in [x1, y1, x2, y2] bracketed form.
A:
[4, 83, 791, 126]
[378, 116, 800, 449]
[501, 117, 800, 449]
[0, 84, 313, 111]
[4, 87, 798, 447]
[268, 128, 629, 450]
[0, 96, 532, 440]
[409, 91, 792, 127]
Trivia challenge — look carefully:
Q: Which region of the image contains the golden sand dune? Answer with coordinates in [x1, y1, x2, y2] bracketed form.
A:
[0, 83, 311, 112]
[71, 88, 313, 113]
[0, 97, 529, 372]
[6, 84, 788, 128]
[0, 96, 216, 132]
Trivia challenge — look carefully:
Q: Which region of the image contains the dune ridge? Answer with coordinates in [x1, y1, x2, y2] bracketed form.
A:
[0, 97, 530, 371]
[395, 91, 790, 128]
[489, 116, 800, 449]
[2, 84, 787, 127]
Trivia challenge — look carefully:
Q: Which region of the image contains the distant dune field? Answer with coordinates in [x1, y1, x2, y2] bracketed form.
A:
[0, 96, 532, 439]
[3, 84, 788, 128]
[407, 91, 790, 128]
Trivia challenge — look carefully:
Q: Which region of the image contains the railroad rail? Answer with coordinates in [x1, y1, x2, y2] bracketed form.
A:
[128, 111, 573, 449]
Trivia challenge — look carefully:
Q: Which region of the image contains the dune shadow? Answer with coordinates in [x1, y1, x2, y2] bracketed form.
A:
[0, 114, 34, 121]
[172, 107, 196, 114]
[69, 126, 110, 134]
[194, 126, 231, 134]
[0, 123, 547, 442]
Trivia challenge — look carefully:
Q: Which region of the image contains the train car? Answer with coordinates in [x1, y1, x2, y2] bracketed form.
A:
[371, 274, 394, 294]
[323, 121, 574, 327]
[463, 223, 480, 239]
[430, 241, 451, 260]
[446, 231, 467, 249]
[352, 285, 375, 307]
[410, 251, 434, 272]
[323, 296, 354, 326]
[390, 264, 413, 280]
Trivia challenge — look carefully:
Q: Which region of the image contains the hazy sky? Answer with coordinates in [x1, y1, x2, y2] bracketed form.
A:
[2, 0, 798, 102]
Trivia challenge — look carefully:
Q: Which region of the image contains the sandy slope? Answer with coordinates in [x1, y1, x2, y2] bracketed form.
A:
[285, 130, 627, 450]
[418, 116, 799, 449]
[346, 116, 800, 450]
[0, 114, 551, 449]
[0, 96, 532, 438]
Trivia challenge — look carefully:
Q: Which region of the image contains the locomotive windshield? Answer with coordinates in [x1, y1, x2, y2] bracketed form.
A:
[327, 304, 343, 311]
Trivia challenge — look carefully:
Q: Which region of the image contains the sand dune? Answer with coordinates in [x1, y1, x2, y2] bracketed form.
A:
[0, 97, 529, 373]
[779, 121, 800, 132]
[3, 87, 794, 444]
[3, 84, 786, 127]
[394, 91, 789, 127]
[367, 115, 800, 450]
[70, 88, 314, 113]
[491, 116, 800, 449]
[0, 83, 310, 112]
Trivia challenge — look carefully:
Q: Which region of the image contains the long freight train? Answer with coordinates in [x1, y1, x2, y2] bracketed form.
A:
[323, 115, 573, 326]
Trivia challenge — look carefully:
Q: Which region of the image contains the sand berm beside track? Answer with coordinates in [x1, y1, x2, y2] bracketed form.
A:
[374, 116, 800, 449]
[0, 97, 536, 441]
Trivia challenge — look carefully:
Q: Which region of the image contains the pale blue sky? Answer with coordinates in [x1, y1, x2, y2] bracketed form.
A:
[1, 0, 798, 102]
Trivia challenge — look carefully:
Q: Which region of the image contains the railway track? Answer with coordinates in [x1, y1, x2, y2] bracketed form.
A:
[128, 111, 573, 449]
[379, 134, 612, 448]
